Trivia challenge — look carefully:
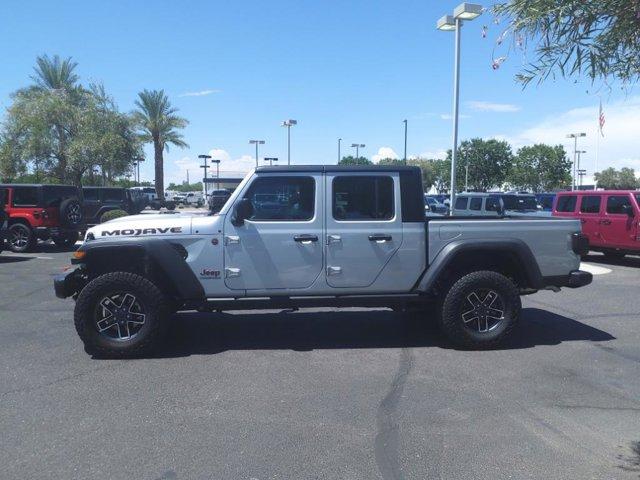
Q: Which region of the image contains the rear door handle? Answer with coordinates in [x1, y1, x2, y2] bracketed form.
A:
[599, 219, 612, 225]
[294, 234, 318, 243]
[368, 234, 392, 242]
[580, 219, 587, 224]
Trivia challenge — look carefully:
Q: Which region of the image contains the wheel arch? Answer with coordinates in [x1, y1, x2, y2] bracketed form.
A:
[78, 239, 204, 301]
[416, 239, 544, 294]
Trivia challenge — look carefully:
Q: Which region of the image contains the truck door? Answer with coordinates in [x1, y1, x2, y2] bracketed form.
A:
[577, 195, 602, 246]
[223, 173, 323, 291]
[600, 194, 637, 249]
[325, 172, 403, 288]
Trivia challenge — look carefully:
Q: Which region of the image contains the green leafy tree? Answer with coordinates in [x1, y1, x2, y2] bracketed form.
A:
[167, 182, 204, 193]
[432, 159, 451, 194]
[447, 138, 513, 192]
[338, 155, 372, 165]
[0, 56, 142, 185]
[508, 144, 572, 192]
[594, 167, 639, 189]
[377, 157, 437, 191]
[493, 1, 640, 85]
[133, 89, 188, 198]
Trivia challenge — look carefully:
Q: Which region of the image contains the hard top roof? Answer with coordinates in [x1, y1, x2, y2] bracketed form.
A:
[254, 165, 420, 173]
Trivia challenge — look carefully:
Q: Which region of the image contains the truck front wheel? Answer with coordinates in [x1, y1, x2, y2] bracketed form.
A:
[74, 272, 170, 358]
[439, 270, 521, 349]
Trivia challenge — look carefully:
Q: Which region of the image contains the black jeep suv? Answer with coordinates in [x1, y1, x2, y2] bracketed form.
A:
[82, 187, 147, 225]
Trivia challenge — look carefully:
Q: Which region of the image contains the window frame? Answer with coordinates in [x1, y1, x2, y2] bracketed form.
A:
[243, 175, 316, 222]
[11, 187, 39, 207]
[605, 194, 632, 215]
[556, 195, 577, 213]
[469, 197, 482, 211]
[331, 175, 395, 222]
[579, 195, 602, 214]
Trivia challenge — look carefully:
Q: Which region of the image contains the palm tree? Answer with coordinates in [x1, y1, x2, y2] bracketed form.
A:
[133, 90, 188, 197]
[31, 54, 79, 91]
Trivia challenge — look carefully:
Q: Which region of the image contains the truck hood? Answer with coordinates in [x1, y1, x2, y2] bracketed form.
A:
[87, 212, 194, 240]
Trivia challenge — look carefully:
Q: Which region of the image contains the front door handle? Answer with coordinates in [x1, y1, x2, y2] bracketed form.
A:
[599, 219, 612, 225]
[580, 218, 587, 224]
[368, 234, 392, 242]
[294, 234, 318, 243]
[224, 235, 240, 245]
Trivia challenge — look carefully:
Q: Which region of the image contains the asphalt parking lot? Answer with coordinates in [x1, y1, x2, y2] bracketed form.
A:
[1, 246, 639, 480]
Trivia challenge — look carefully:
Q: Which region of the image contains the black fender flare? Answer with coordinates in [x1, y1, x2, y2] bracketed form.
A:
[415, 239, 544, 292]
[76, 238, 204, 300]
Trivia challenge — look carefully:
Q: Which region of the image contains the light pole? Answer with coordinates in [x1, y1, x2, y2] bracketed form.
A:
[281, 120, 297, 165]
[566, 133, 586, 191]
[135, 156, 144, 186]
[211, 159, 221, 190]
[351, 143, 365, 160]
[338, 138, 342, 163]
[577, 169, 587, 188]
[249, 140, 265, 168]
[198, 154, 211, 197]
[576, 150, 586, 188]
[437, 2, 483, 214]
[264, 157, 279, 166]
[403, 119, 408, 164]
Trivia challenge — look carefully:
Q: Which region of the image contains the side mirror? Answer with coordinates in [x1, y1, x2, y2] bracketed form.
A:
[231, 198, 254, 226]
[622, 204, 634, 217]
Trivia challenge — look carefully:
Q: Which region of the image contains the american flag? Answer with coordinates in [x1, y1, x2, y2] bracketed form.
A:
[598, 100, 605, 137]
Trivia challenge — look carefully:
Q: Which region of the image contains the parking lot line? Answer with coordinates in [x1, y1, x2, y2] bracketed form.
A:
[579, 262, 612, 275]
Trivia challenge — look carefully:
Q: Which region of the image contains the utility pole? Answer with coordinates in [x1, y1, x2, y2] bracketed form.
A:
[249, 140, 265, 168]
[264, 157, 279, 166]
[198, 154, 211, 197]
[351, 143, 365, 160]
[281, 120, 297, 165]
[211, 159, 220, 190]
[338, 138, 342, 163]
[566, 133, 586, 191]
[403, 119, 408, 164]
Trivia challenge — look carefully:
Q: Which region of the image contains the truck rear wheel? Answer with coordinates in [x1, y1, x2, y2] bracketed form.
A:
[439, 270, 521, 349]
[74, 272, 170, 358]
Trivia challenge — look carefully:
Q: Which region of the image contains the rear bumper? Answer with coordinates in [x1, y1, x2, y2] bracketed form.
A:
[35, 226, 79, 240]
[543, 270, 593, 289]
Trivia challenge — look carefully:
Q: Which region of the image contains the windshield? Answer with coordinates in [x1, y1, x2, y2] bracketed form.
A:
[42, 186, 79, 207]
[499, 195, 538, 210]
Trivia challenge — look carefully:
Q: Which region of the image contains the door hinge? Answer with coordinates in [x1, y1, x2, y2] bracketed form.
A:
[327, 266, 342, 276]
[225, 267, 241, 278]
[224, 235, 240, 245]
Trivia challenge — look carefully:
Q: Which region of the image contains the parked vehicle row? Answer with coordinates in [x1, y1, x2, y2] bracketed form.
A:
[553, 190, 640, 258]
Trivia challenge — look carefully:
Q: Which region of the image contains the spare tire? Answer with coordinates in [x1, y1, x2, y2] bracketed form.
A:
[59, 197, 84, 228]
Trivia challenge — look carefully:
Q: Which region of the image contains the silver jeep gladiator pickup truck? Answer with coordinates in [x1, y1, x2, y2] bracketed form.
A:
[54, 166, 592, 356]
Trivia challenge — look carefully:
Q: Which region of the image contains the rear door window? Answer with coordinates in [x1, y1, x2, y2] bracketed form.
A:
[333, 176, 393, 221]
[556, 195, 577, 212]
[103, 189, 124, 202]
[454, 197, 468, 210]
[606, 195, 632, 214]
[580, 196, 601, 214]
[486, 197, 500, 211]
[12, 187, 39, 207]
[469, 197, 482, 211]
[83, 188, 99, 201]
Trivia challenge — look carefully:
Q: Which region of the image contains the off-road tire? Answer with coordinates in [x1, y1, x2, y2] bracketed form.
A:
[74, 272, 170, 358]
[53, 231, 79, 248]
[439, 270, 521, 349]
[8, 223, 35, 253]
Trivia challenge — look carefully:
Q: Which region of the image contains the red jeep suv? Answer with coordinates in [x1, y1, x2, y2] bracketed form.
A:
[0, 184, 84, 252]
[552, 190, 640, 258]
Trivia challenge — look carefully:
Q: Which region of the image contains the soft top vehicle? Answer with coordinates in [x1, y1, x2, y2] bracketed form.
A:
[208, 189, 232, 213]
[1, 184, 84, 252]
[453, 192, 548, 217]
[553, 190, 640, 258]
[55, 165, 591, 357]
[424, 194, 448, 216]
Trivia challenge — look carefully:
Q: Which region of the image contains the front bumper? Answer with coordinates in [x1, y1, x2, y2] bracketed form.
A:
[54, 268, 83, 298]
[544, 270, 593, 289]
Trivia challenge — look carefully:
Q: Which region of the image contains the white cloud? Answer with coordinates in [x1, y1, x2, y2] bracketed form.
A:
[372, 147, 399, 163]
[467, 101, 521, 112]
[495, 96, 640, 175]
[440, 113, 471, 120]
[178, 89, 221, 97]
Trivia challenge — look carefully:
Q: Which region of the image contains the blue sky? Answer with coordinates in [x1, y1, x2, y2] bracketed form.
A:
[2, 0, 638, 184]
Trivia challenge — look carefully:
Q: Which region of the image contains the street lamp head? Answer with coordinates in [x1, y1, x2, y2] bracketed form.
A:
[249, 139, 266, 145]
[453, 3, 483, 20]
[211, 159, 220, 164]
[198, 154, 212, 159]
[281, 119, 297, 127]
[351, 143, 359, 148]
[437, 14, 456, 31]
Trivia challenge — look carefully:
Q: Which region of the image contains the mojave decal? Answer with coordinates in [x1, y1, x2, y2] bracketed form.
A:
[100, 227, 183, 236]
